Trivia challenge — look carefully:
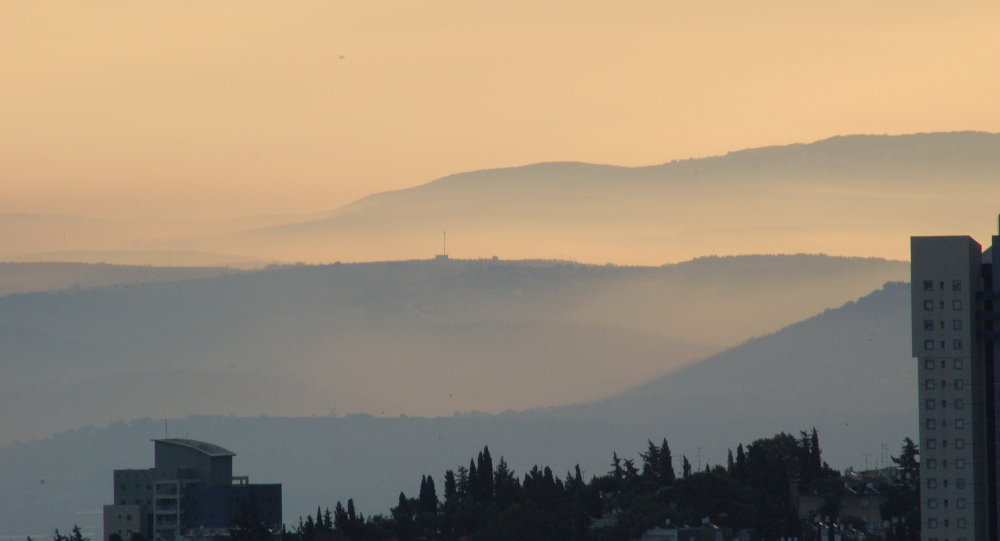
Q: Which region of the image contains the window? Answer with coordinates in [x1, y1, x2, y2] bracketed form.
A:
[953, 299, 962, 310]
[942, 400, 947, 409]
[924, 280, 934, 291]
[926, 379, 937, 390]
[956, 478, 966, 489]
[956, 418, 965, 429]
[955, 359, 963, 370]
[955, 379, 964, 390]
[943, 479, 948, 487]
[941, 379, 948, 389]
[928, 518, 938, 528]
[957, 498, 967, 509]
[928, 478, 938, 488]
[956, 438, 965, 449]
[925, 340, 936, 350]
[954, 319, 963, 330]
[958, 518, 967, 529]
[924, 319, 934, 331]
[926, 438, 937, 449]
[926, 419, 936, 430]
[953, 280, 962, 291]
[942, 439, 948, 448]
[926, 399, 936, 410]
[941, 419, 948, 428]
[926, 359, 935, 370]
[954, 339, 963, 350]
[956, 458, 966, 469]
[925, 300, 935, 311]
[941, 340, 947, 349]
[927, 458, 937, 469]
[928, 498, 938, 508]
[956, 399, 965, 410]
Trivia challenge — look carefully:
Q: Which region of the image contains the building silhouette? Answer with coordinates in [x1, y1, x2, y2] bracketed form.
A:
[911, 227, 1000, 541]
[103, 438, 281, 541]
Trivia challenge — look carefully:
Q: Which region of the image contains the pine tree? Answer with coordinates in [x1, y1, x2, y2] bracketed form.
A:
[456, 465, 470, 497]
[443, 469, 457, 501]
[641, 439, 660, 480]
[610, 452, 624, 481]
[333, 502, 349, 534]
[322, 508, 333, 532]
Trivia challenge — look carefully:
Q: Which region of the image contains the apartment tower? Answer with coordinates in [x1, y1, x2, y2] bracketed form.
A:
[911, 228, 1000, 541]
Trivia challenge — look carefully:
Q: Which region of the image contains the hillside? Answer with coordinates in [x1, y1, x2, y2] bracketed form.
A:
[0, 282, 914, 540]
[218, 132, 1000, 264]
[0, 262, 242, 297]
[3, 133, 998, 267]
[0, 255, 904, 444]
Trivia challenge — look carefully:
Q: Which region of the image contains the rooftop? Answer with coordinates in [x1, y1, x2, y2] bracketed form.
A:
[153, 438, 236, 457]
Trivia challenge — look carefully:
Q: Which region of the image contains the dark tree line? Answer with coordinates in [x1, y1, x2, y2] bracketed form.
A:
[274, 429, 919, 541]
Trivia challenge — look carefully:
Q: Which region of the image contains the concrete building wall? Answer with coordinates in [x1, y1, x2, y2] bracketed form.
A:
[103, 505, 143, 541]
[911, 236, 988, 541]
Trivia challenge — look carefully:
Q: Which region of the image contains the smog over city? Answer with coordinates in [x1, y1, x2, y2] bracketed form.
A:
[3, 2, 1000, 540]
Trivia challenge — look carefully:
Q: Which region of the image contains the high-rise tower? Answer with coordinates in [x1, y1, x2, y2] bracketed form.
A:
[911, 227, 1000, 541]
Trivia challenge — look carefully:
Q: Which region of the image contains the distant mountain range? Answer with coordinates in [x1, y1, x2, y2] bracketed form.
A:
[0, 281, 913, 539]
[0, 255, 905, 445]
[3, 132, 999, 265]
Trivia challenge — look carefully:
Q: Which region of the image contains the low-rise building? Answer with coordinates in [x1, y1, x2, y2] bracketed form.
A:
[103, 438, 281, 541]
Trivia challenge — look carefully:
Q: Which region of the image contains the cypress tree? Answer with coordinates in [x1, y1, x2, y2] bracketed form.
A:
[682, 455, 692, 478]
[727, 449, 735, 476]
[660, 438, 675, 485]
[479, 446, 494, 500]
[468, 459, 478, 499]
[735, 443, 747, 480]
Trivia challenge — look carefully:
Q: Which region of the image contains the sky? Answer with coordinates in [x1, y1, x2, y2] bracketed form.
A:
[3, 1, 1000, 220]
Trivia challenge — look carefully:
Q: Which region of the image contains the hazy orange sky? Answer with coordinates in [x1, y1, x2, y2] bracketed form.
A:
[4, 1, 999, 220]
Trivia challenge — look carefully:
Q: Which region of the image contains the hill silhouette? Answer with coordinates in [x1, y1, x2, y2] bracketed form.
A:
[219, 132, 1000, 264]
[0, 282, 913, 540]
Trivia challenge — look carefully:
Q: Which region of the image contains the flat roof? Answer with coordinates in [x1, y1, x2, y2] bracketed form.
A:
[153, 438, 236, 457]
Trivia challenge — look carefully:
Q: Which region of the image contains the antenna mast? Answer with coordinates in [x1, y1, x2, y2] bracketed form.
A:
[443, 231, 447, 256]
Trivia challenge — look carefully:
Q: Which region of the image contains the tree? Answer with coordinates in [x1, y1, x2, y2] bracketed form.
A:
[610, 452, 624, 482]
[682, 456, 692, 478]
[659, 439, 675, 485]
[333, 502, 349, 535]
[882, 438, 920, 541]
[477, 446, 495, 501]
[347, 499, 362, 538]
[230, 501, 275, 541]
[392, 492, 415, 541]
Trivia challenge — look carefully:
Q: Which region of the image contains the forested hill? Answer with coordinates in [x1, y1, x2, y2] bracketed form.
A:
[0, 280, 914, 539]
[0, 254, 904, 444]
